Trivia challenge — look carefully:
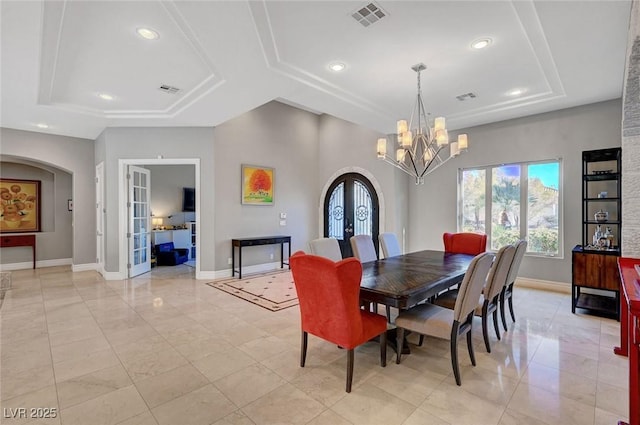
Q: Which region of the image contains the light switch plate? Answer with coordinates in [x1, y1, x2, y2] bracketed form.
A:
[280, 212, 287, 219]
[279, 220, 286, 226]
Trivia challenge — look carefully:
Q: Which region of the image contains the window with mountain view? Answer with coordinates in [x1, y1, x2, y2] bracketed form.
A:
[459, 160, 561, 256]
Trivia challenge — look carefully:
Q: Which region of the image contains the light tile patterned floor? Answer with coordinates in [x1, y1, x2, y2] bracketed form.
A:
[0, 265, 629, 425]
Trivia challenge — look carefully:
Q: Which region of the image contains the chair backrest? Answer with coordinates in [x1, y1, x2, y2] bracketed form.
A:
[289, 251, 365, 347]
[156, 242, 175, 252]
[453, 252, 495, 321]
[484, 244, 517, 301]
[506, 239, 528, 286]
[309, 238, 343, 262]
[350, 235, 378, 263]
[379, 232, 402, 258]
[443, 232, 487, 256]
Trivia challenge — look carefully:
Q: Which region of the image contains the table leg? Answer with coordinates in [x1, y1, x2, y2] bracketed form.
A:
[231, 245, 235, 277]
[615, 290, 629, 356]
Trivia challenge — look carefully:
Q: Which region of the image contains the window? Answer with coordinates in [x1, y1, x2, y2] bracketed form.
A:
[459, 160, 561, 256]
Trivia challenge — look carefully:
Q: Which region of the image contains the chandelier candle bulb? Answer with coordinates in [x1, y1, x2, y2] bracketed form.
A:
[402, 131, 413, 148]
[396, 149, 406, 162]
[397, 120, 408, 135]
[450, 141, 459, 157]
[457, 134, 468, 150]
[377, 138, 387, 157]
[434, 117, 446, 131]
[436, 129, 448, 146]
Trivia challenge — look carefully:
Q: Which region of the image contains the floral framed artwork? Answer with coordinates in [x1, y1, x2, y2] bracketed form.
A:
[0, 179, 41, 233]
[241, 165, 274, 205]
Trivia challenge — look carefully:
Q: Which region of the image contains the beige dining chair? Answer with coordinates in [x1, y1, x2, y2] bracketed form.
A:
[395, 251, 494, 386]
[379, 232, 402, 258]
[308, 237, 343, 262]
[501, 239, 528, 331]
[350, 235, 377, 263]
[434, 244, 515, 353]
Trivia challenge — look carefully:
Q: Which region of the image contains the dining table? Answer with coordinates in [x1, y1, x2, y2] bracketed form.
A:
[359, 249, 475, 309]
[358, 249, 476, 353]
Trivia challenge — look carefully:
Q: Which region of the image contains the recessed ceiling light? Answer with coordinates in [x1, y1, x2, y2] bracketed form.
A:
[471, 38, 492, 49]
[35, 123, 49, 129]
[136, 27, 159, 40]
[98, 93, 114, 101]
[507, 88, 525, 96]
[329, 62, 346, 72]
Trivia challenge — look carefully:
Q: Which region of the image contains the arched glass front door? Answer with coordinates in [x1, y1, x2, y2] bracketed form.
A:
[324, 173, 379, 258]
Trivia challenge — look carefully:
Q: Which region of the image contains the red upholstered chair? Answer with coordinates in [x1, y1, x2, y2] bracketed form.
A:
[443, 232, 487, 255]
[289, 251, 387, 392]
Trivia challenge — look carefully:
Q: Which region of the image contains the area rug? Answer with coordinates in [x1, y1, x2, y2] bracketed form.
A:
[207, 270, 298, 312]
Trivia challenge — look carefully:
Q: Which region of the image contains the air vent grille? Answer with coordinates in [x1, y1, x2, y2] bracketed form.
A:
[351, 2, 387, 27]
[456, 92, 477, 101]
[158, 84, 181, 94]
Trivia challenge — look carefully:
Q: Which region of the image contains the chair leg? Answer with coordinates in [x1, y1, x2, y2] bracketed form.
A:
[492, 308, 501, 341]
[450, 322, 461, 386]
[346, 349, 354, 393]
[386, 305, 391, 323]
[395, 327, 405, 364]
[500, 287, 508, 332]
[508, 284, 516, 322]
[482, 302, 491, 353]
[466, 323, 476, 367]
[300, 331, 308, 367]
[380, 331, 387, 367]
[418, 335, 424, 346]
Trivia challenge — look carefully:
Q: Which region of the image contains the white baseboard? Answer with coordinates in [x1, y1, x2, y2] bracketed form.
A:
[72, 263, 98, 272]
[0, 258, 72, 271]
[515, 277, 571, 294]
[197, 270, 217, 280]
[213, 261, 285, 280]
[102, 271, 126, 280]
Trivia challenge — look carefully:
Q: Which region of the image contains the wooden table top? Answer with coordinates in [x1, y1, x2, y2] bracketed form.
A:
[359, 250, 475, 309]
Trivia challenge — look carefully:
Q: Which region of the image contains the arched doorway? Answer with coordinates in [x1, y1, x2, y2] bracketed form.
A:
[324, 172, 379, 258]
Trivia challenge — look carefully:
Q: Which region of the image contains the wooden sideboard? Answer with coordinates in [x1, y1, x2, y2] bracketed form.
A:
[615, 257, 640, 425]
[0, 234, 36, 269]
[231, 236, 291, 279]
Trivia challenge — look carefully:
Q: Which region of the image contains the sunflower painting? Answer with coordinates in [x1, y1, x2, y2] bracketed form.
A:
[0, 179, 41, 233]
[242, 165, 274, 205]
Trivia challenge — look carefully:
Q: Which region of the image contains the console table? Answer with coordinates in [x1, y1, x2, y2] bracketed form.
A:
[0, 234, 36, 269]
[231, 236, 291, 279]
[615, 257, 640, 425]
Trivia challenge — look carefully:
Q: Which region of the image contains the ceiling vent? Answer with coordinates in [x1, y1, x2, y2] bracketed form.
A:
[456, 92, 477, 101]
[158, 84, 181, 94]
[351, 2, 387, 27]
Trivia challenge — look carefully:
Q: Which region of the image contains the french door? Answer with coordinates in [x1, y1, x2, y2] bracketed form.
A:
[128, 166, 151, 277]
[324, 173, 379, 258]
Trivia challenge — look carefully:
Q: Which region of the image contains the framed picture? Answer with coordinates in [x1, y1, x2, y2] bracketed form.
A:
[241, 164, 274, 205]
[0, 179, 41, 233]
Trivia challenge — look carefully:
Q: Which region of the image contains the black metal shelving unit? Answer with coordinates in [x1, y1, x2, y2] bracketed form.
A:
[572, 147, 622, 319]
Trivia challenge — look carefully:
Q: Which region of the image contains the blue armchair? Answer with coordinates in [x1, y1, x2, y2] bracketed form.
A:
[155, 242, 189, 266]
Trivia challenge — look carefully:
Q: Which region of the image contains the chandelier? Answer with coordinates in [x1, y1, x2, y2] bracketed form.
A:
[376, 63, 468, 185]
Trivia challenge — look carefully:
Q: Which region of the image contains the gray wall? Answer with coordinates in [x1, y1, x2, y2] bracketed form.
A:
[0, 161, 72, 264]
[97, 127, 214, 273]
[408, 99, 623, 284]
[146, 164, 196, 225]
[317, 113, 410, 250]
[213, 101, 319, 270]
[622, 2, 640, 258]
[0, 128, 95, 267]
[212, 101, 410, 271]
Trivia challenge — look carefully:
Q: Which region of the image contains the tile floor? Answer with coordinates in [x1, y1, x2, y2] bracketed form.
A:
[0, 265, 629, 425]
